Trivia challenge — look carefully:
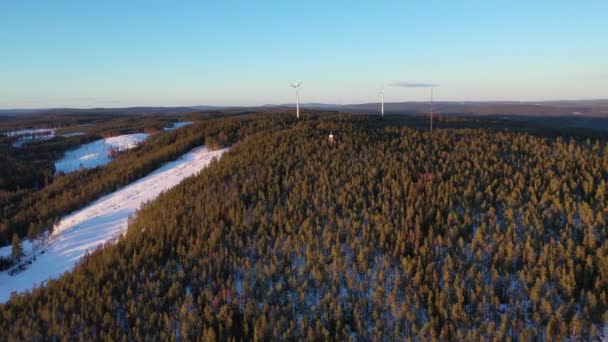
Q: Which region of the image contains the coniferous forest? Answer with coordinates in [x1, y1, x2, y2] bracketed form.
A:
[0, 114, 289, 245]
[1, 113, 608, 340]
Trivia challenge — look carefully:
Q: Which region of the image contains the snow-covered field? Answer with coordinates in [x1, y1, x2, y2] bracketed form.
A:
[2, 128, 57, 147]
[163, 121, 193, 131]
[2, 129, 88, 147]
[61, 132, 85, 138]
[0, 146, 227, 303]
[1, 128, 56, 137]
[54, 133, 149, 174]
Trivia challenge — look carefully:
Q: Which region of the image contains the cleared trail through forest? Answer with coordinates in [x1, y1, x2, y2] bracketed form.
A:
[0, 146, 227, 303]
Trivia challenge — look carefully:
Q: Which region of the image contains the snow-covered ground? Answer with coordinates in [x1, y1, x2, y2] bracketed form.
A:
[61, 132, 85, 138]
[54, 133, 149, 174]
[0, 146, 227, 303]
[2, 129, 87, 147]
[163, 121, 193, 131]
[2, 128, 57, 147]
[1, 128, 56, 137]
[0, 240, 34, 260]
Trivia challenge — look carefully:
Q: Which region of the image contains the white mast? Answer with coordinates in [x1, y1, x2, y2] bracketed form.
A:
[290, 81, 302, 119]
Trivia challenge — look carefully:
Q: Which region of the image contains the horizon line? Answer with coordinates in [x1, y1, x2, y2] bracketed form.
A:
[1, 98, 607, 111]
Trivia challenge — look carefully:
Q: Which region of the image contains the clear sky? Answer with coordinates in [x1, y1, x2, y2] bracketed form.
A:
[1, 0, 606, 108]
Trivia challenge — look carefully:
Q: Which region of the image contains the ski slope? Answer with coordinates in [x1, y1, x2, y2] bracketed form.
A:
[0, 240, 34, 260]
[0, 146, 227, 303]
[61, 132, 85, 138]
[54, 133, 149, 174]
[163, 121, 193, 131]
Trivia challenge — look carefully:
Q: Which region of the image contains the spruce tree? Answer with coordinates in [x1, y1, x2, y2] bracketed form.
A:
[12, 233, 23, 262]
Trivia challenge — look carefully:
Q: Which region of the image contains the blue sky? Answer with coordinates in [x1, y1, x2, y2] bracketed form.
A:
[0, 1, 606, 108]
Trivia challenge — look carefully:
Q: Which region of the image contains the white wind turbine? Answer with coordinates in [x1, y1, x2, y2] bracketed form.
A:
[290, 81, 302, 119]
[378, 88, 385, 116]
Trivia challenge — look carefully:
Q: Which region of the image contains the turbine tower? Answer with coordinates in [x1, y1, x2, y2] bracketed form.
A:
[379, 89, 385, 117]
[290, 82, 302, 119]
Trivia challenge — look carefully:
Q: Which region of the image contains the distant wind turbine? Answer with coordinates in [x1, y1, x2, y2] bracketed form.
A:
[379, 89, 385, 117]
[290, 82, 302, 119]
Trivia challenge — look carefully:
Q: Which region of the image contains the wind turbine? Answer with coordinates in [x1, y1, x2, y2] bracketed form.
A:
[379, 89, 385, 116]
[290, 82, 302, 119]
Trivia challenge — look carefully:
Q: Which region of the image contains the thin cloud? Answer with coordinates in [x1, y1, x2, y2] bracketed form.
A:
[390, 82, 440, 88]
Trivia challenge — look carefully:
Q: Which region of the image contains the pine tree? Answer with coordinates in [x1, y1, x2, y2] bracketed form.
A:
[12, 233, 23, 262]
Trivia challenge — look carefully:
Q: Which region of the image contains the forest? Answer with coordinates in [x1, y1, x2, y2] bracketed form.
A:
[1, 113, 608, 340]
[0, 113, 294, 246]
[0, 112, 193, 197]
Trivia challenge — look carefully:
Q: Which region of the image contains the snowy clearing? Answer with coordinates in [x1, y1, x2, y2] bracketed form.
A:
[2, 128, 57, 147]
[163, 121, 193, 131]
[0, 146, 227, 303]
[54, 133, 149, 174]
[61, 132, 85, 137]
[1, 128, 56, 137]
[2, 129, 85, 147]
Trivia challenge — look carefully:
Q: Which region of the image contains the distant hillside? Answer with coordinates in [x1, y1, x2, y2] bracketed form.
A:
[3, 99, 607, 118]
[3, 114, 608, 340]
[308, 100, 608, 117]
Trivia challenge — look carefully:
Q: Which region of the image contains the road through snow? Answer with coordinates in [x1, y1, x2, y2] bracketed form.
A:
[0, 146, 227, 302]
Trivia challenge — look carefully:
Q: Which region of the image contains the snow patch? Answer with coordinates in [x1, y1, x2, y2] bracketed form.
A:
[163, 121, 193, 131]
[61, 132, 85, 138]
[0, 146, 227, 302]
[54, 133, 149, 174]
[1, 128, 56, 137]
[2, 129, 86, 147]
[2, 128, 57, 147]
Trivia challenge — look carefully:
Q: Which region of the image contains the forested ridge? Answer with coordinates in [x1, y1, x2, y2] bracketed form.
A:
[1, 114, 608, 340]
[0, 113, 176, 244]
[0, 114, 294, 245]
